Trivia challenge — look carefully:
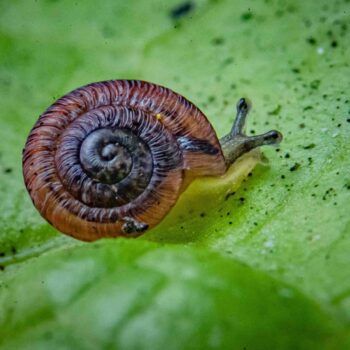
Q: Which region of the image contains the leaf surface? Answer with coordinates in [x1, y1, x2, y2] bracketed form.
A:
[0, 0, 349, 348]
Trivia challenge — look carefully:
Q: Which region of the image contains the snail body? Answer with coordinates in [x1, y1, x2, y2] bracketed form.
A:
[23, 80, 282, 241]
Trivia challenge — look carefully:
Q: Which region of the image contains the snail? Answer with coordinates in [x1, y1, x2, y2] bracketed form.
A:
[22, 80, 282, 241]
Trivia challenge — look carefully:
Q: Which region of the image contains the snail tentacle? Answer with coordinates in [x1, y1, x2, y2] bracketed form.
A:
[220, 98, 283, 168]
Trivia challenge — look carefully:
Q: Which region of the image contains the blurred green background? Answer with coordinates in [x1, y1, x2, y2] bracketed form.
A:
[0, 0, 349, 349]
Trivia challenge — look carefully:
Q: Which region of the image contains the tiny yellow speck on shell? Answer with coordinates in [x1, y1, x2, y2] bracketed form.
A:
[155, 113, 162, 121]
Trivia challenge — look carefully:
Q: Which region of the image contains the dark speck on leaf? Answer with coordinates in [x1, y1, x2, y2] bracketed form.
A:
[322, 187, 336, 200]
[11, 246, 17, 255]
[4, 168, 12, 174]
[310, 80, 321, 90]
[331, 40, 338, 48]
[241, 11, 253, 21]
[212, 37, 225, 45]
[299, 123, 306, 128]
[222, 57, 234, 66]
[225, 191, 235, 200]
[170, 2, 194, 20]
[303, 105, 313, 111]
[208, 95, 216, 103]
[292, 68, 300, 74]
[346, 118, 350, 123]
[268, 105, 281, 115]
[0, 252, 5, 257]
[306, 37, 317, 45]
[303, 143, 316, 150]
[200, 212, 206, 218]
[290, 163, 301, 172]
[0, 265, 4, 271]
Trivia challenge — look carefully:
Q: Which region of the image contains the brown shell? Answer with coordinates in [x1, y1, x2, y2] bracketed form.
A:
[22, 80, 226, 241]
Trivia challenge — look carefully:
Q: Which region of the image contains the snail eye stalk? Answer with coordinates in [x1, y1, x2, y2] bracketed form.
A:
[220, 98, 283, 168]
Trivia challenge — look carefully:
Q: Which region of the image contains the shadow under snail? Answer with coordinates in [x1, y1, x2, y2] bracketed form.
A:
[22, 80, 282, 241]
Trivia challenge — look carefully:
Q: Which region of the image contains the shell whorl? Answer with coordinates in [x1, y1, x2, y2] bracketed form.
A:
[23, 80, 226, 241]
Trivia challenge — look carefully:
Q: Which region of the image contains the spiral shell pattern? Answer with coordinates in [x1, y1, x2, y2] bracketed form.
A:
[23, 80, 226, 241]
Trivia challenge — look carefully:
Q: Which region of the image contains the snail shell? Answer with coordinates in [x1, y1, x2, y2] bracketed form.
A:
[23, 80, 227, 241]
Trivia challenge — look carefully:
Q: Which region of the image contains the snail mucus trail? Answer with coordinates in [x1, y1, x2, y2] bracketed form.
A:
[22, 80, 282, 241]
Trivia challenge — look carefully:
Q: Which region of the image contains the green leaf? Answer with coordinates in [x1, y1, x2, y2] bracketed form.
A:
[0, 0, 350, 348]
[0, 240, 344, 349]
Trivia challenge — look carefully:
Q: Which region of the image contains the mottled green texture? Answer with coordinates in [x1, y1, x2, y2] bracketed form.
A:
[0, 0, 349, 348]
[0, 240, 344, 349]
